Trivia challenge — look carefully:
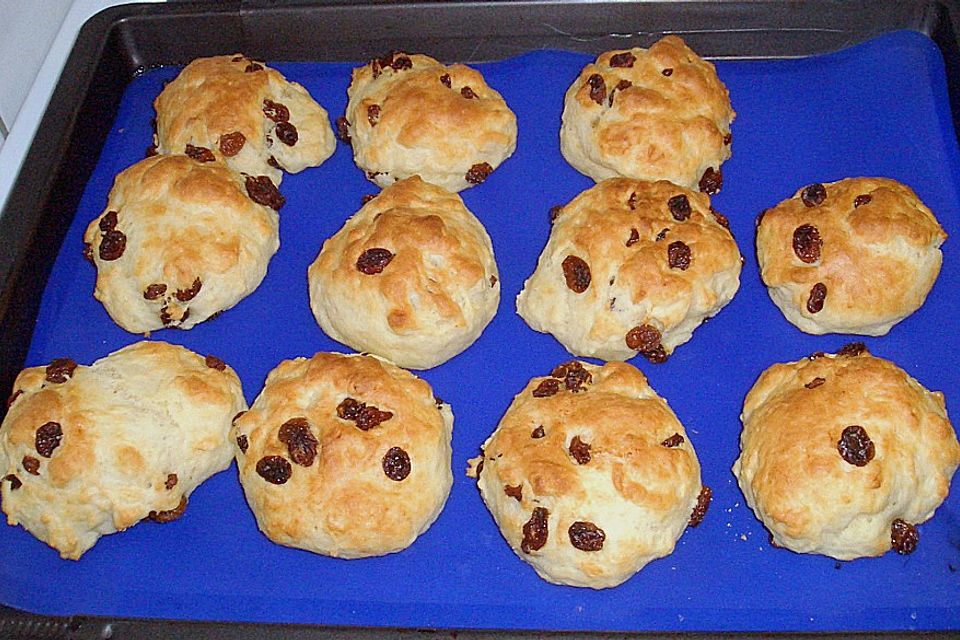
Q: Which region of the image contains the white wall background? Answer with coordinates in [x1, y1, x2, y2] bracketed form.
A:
[0, 0, 73, 146]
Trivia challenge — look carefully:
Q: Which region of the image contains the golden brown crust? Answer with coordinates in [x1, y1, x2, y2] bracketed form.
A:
[733, 347, 960, 559]
[342, 52, 517, 192]
[82, 155, 280, 333]
[0, 341, 246, 559]
[560, 36, 735, 190]
[517, 178, 741, 361]
[154, 54, 335, 184]
[308, 176, 499, 369]
[756, 177, 946, 335]
[233, 352, 453, 558]
[472, 361, 702, 588]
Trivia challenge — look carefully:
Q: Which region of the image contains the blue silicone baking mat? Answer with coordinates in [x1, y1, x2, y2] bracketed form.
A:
[1, 29, 959, 633]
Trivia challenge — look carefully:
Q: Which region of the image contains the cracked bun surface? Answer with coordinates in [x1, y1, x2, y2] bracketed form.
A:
[308, 176, 500, 369]
[559, 36, 735, 193]
[733, 344, 960, 560]
[232, 352, 453, 558]
[756, 177, 946, 336]
[0, 341, 245, 559]
[339, 51, 517, 192]
[468, 360, 707, 588]
[83, 155, 280, 333]
[517, 178, 741, 363]
[154, 54, 336, 185]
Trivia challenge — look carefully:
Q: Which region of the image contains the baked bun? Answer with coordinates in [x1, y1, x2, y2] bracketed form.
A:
[559, 36, 734, 193]
[338, 51, 517, 192]
[468, 360, 708, 588]
[0, 341, 246, 559]
[733, 343, 960, 560]
[756, 177, 946, 335]
[232, 352, 453, 558]
[517, 178, 741, 363]
[308, 176, 500, 369]
[83, 155, 280, 333]
[154, 54, 336, 185]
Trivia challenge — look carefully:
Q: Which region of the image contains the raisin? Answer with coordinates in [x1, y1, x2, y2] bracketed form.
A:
[551, 361, 592, 392]
[626, 324, 661, 352]
[148, 495, 187, 523]
[699, 167, 722, 195]
[710, 207, 730, 229]
[267, 156, 282, 170]
[356, 405, 394, 431]
[262, 99, 290, 123]
[278, 417, 319, 467]
[668, 241, 692, 270]
[521, 507, 549, 553]
[204, 355, 226, 371]
[245, 63, 264, 73]
[165, 473, 178, 490]
[568, 521, 605, 551]
[561, 255, 591, 293]
[35, 422, 63, 458]
[854, 194, 872, 208]
[805, 377, 826, 389]
[662, 68, 674, 76]
[531, 425, 545, 439]
[236, 434, 249, 453]
[661, 433, 684, 448]
[390, 54, 412, 71]
[45, 358, 77, 384]
[356, 247, 394, 274]
[6, 390, 22, 408]
[808, 351, 826, 361]
[461, 86, 478, 99]
[440, 73, 451, 88]
[626, 228, 640, 247]
[245, 175, 285, 210]
[609, 79, 632, 106]
[175, 277, 202, 302]
[549, 205, 563, 223]
[504, 484, 522, 501]
[609, 51, 636, 68]
[837, 342, 867, 357]
[688, 485, 712, 527]
[3, 475, 21, 490]
[466, 162, 493, 185]
[185, 144, 215, 162]
[837, 425, 875, 466]
[628, 192, 638, 210]
[807, 282, 827, 313]
[490, 275, 498, 287]
[146, 144, 158, 157]
[801, 183, 827, 207]
[586, 73, 606, 105]
[160, 306, 173, 326]
[256, 455, 291, 484]
[99, 229, 126, 261]
[336, 116, 352, 144]
[569, 436, 591, 464]
[382, 447, 411, 481]
[367, 104, 381, 127]
[275, 121, 298, 146]
[99, 210, 118, 232]
[219, 131, 245, 157]
[532, 378, 560, 398]
[723, 133, 733, 145]
[143, 283, 167, 300]
[668, 194, 691, 221]
[891, 519, 919, 554]
[22, 456, 40, 475]
[337, 398, 363, 420]
[792, 224, 822, 263]
[642, 346, 669, 364]
[656, 228, 670, 242]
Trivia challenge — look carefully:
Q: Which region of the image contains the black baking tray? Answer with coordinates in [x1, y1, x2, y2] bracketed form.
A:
[2, 1, 960, 638]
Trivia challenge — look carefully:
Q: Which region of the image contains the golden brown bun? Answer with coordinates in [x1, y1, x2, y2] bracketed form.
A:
[233, 352, 453, 558]
[560, 36, 734, 192]
[756, 177, 946, 335]
[0, 341, 246, 559]
[733, 344, 960, 559]
[469, 361, 705, 588]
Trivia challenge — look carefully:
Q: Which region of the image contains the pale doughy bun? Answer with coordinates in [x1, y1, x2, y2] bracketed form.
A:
[756, 177, 946, 335]
[560, 36, 734, 193]
[83, 155, 280, 333]
[733, 343, 960, 559]
[0, 341, 246, 559]
[517, 178, 741, 363]
[308, 176, 500, 369]
[469, 360, 709, 588]
[339, 51, 517, 192]
[233, 352, 453, 558]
